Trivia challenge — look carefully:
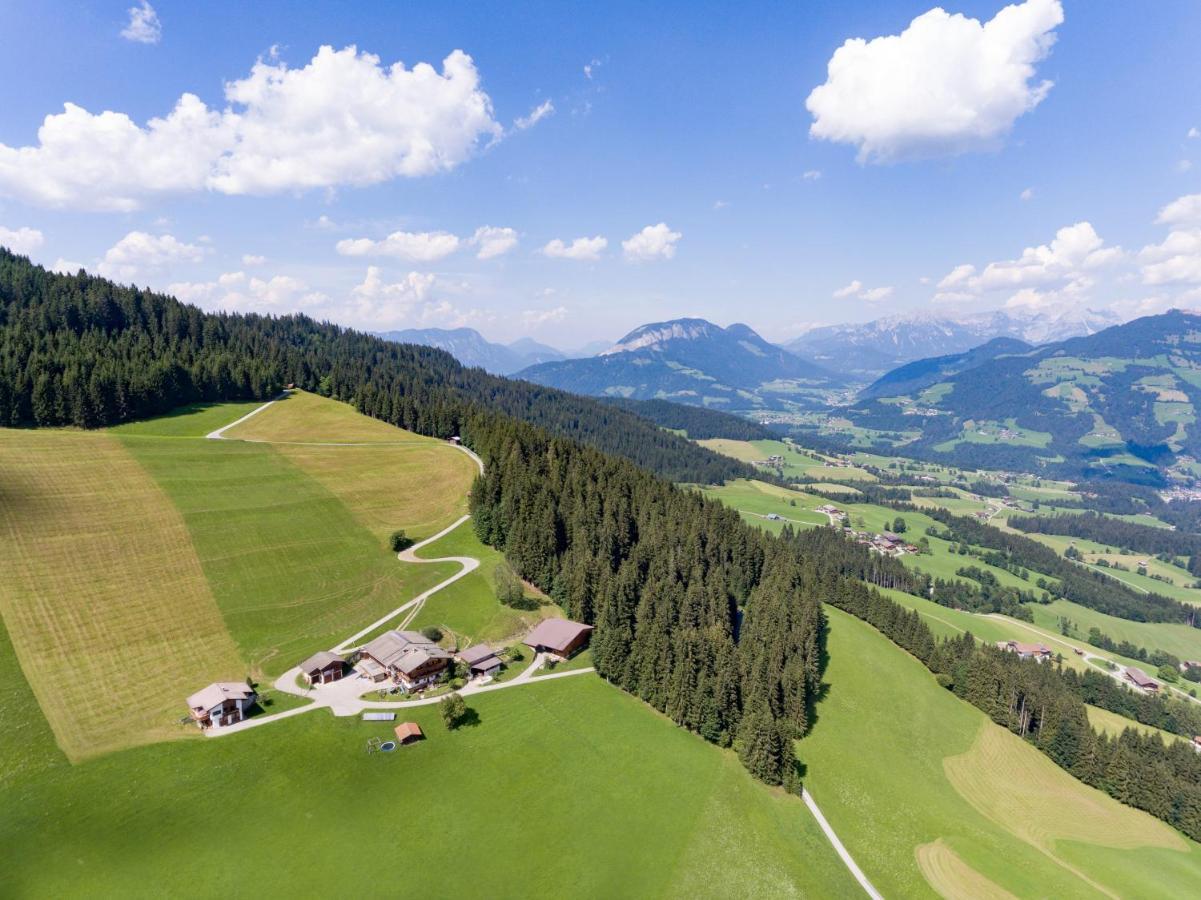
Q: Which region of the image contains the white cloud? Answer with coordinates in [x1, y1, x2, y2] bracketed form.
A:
[833, 279, 892, 301]
[121, 1, 161, 44]
[934, 222, 1121, 304]
[1020, 187, 1034, 201]
[806, 0, 1063, 163]
[347, 266, 438, 326]
[832, 279, 863, 298]
[584, 59, 602, 80]
[802, 169, 822, 181]
[0, 46, 500, 210]
[542, 236, 607, 261]
[1157, 193, 1201, 226]
[713, 200, 729, 210]
[1179, 159, 1194, 173]
[522, 306, 567, 327]
[0, 225, 45, 255]
[514, 100, 554, 131]
[336, 229, 460, 261]
[241, 253, 266, 266]
[1189, 127, 1200, 139]
[98, 231, 205, 280]
[621, 222, 681, 261]
[1140, 229, 1201, 286]
[471, 226, 518, 259]
[168, 270, 327, 316]
[51, 258, 83, 275]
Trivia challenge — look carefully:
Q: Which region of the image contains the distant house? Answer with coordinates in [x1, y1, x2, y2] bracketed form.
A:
[997, 640, 1053, 661]
[449, 435, 462, 445]
[766, 513, 782, 521]
[1181, 660, 1201, 673]
[1192, 735, 1201, 753]
[394, 722, 424, 745]
[1124, 666, 1160, 693]
[524, 618, 593, 659]
[458, 643, 503, 678]
[357, 630, 451, 691]
[297, 650, 346, 685]
[186, 682, 256, 729]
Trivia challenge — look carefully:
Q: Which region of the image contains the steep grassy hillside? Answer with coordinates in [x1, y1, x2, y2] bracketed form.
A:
[801, 608, 1201, 897]
[0, 658, 858, 897]
[113, 396, 472, 678]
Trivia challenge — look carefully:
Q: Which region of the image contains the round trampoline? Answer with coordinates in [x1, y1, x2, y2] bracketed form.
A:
[379, 741, 397, 752]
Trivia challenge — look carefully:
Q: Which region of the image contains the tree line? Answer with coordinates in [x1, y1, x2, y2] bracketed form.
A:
[794, 524, 1201, 843]
[0, 250, 751, 485]
[0, 249, 821, 788]
[1012, 512, 1201, 575]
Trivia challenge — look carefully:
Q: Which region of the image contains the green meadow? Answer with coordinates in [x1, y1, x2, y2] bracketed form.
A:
[0, 626, 857, 897]
[800, 608, 1201, 898]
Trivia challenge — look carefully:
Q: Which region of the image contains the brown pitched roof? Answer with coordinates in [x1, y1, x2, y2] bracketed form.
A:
[297, 650, 343, 674]
[458, 643, 497, 666]
[394, 722, 423, 741]
[524, 618, 593, 653]
[186, 682, 254, 711]
[1125, 666, 1158, 688]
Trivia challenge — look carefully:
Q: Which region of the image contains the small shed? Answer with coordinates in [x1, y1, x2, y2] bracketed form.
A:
[394, 722, 424, 745]
[458, 643, 503, 677]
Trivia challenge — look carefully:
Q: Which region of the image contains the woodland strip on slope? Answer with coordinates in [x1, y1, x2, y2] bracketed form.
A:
[0, 251, 750, 485]
[0, 250, 817, 787]
[781, 524, 1201, 843]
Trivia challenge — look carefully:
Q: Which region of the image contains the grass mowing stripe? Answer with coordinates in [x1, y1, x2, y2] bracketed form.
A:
[0, 429, 245, 761]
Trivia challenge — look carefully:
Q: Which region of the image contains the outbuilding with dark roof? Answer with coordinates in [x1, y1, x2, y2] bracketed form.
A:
[523, 618, 593, 659]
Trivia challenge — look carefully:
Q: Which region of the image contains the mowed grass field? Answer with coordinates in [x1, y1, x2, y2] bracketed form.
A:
[0, 429, 245, 761]
[0, 394, 475, 760]
[0, 633, 859, 897]
[801, 608, 1201, 898]
[113, 394, 474, 677]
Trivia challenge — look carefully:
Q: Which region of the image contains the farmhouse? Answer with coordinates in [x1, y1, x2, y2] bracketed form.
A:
[458, 643, 503, 678]
[297, 650, 346, 685]
[997, 640, 1053, 661]
[524, 618, 593, 659]
[357, 630, 451, 691]
[394, 722, 424, 745]
[186, 682, 256, 729]
[1124, 666, 1160, 693]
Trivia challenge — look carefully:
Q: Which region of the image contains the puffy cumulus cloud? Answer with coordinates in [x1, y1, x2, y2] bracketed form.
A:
[934, 222, 1121, 302]
[336, 229, 461, 261]
[522, 305, 567, 327]
[98, 231, 206, 280]
[1156, 193, 1201, 226]
[121, 1, 161, 44]
[241, 253, 266, 266]
[621, 223, 681, 261]
[542, 236, 607, 261]
[514, 100, 554, 131]
[51, 258, 84, 274]
[832, 279, 863, 298]
[0, 46, 500, 210]
[346, 266, 439, 326]
[802, 169, 822, 181]
[806, 0, 1063, 163]
[1020, 187, 1034, 201]
[0, 224, 45, 255]
[167, 270, 326, 315]
[833, 279, 892, 301]
[1190, 127, 1200, 140]
[1140, 229, 1201, 286]
[471, 226, 518, 259]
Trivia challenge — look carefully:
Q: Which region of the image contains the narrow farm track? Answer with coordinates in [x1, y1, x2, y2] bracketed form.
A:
[203, 398, 882, 898]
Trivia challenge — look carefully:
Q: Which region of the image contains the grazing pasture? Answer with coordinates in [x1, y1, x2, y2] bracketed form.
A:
[116, 395, 472, 677]
[0, 670, 858, 897]
[0, 429, 244, 760]
[799, 607, 1201, 898]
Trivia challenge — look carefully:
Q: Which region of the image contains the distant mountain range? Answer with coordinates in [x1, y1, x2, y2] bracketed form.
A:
[517, 318, 841, 412]
[787, 308, 1120, 380]
[376, 327, 564, 375]
[858, 336, 1031, 401]
[829, 310, 1201, 481]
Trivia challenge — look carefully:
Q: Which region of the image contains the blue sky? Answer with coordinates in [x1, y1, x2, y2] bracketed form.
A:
[1, 0, 1199, 348]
